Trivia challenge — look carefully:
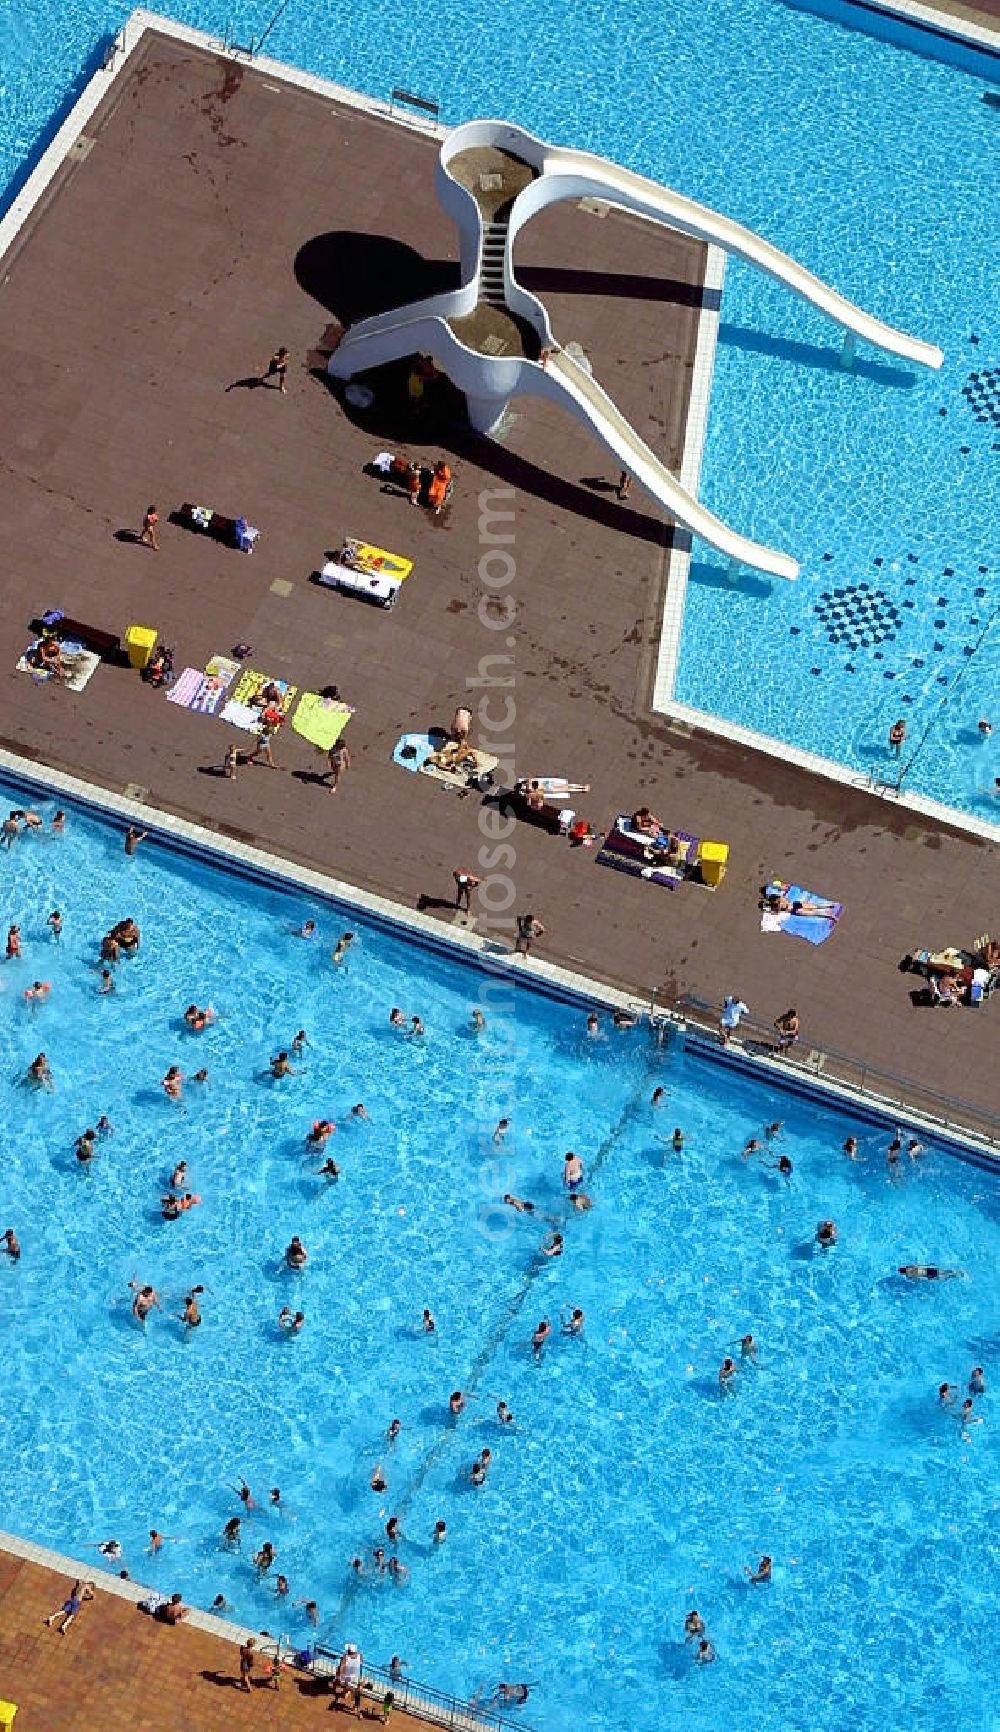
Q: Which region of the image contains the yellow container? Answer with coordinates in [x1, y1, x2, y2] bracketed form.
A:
[698, 840, 729, 887]
[0, 1700, 18, 1729]
[125, 624, 158, 670]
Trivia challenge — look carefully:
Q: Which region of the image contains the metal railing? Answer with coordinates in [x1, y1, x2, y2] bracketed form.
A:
[313, 1648, 535, 1732]
[390, 86, 441, 122]
[653, 991, 1000, 1151]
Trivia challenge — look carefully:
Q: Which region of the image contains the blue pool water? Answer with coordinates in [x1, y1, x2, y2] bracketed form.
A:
[0, 782, 997, 1729]
[0, 0, 998, 817]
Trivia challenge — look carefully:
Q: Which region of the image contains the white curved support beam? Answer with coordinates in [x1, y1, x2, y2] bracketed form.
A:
[329, 118, 943, 581]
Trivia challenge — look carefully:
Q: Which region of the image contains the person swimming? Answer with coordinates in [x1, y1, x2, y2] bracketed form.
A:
[563, 1152, 584, 1191]
[816, 1220, 838, 1250]
[531, 1319, 551, 1358]
[719, 1357, 738, 1393]
[422, 1307, 436, 1333]
[897, 1264, 965, 1281]
[496, 1400, 514, 1426]
[503, 1193, 535, 1214]
[745, 1554, 772, 1584]
[684, 1610, 706, 1642]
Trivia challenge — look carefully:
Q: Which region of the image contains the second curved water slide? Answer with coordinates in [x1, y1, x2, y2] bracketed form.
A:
[328, 120, 943, 581]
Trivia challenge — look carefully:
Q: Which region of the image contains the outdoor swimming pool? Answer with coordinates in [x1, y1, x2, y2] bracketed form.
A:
[0, 780, 996, 1729]
[1, 0, 998, 819]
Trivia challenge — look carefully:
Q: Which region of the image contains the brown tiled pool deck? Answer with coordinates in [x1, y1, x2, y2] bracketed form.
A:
[0, 23, 997, 1157]
[0, 1548, 436, 1731]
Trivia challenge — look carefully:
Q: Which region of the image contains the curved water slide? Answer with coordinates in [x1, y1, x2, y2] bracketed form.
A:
[525, 142, 945, 374]
[329, 119, 943, 579]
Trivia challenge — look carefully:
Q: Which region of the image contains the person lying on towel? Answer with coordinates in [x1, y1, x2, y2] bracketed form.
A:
[763, 889, 839, 919]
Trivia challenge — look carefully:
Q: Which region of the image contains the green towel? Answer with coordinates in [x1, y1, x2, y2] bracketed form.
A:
[292, 692, 354, 750]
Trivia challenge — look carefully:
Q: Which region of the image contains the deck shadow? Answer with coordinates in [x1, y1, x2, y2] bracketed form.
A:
[294, 230, 460, 327]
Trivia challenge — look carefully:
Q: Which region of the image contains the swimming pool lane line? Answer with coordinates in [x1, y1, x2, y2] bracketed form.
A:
[330, 1073, 652, 1627]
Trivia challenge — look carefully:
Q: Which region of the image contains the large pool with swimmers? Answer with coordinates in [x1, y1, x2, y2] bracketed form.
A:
[1, 1, 999, 818]
[0, 781, 996, 1729]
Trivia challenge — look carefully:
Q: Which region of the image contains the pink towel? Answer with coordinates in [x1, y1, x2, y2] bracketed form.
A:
[165, 667, 203, 707]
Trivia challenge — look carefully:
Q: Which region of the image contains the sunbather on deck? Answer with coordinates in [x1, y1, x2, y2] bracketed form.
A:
[765, 892, 839, 919]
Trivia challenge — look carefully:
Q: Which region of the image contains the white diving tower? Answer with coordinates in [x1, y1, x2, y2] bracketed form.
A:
[327, 121, 944, 582]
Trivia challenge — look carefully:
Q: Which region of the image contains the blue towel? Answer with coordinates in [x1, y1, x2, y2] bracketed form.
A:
[782, 883, 842, 946]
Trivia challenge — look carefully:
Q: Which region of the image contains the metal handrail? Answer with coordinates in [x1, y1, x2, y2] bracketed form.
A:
[658, 991, 1000, 1147]
[312, 1647, 535, 1732]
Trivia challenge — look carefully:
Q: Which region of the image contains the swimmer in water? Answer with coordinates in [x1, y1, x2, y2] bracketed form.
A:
[409, 1016, 425, 1039]
[291, 1029, 308, 1056]
[47, 910, 62, 940]
[422, 1308, 436, 1333]
[236, 1479, 255, 1509]
[294, 1598, 320, 1627]
[541, 1232, 564, 1258]
[719, 1357, 738, 1393]
[285, 1236, 308, 1269]
[254, 1542, 276, 1577]
[496, 1401, 514, 1426]
[389, 1008, 407, 1029]
[763, 1154, 793, 1181]
[2, 1228, 21, 1261]
[671, 1128, 685, 1152]
[317, 1157, 340, 1181]
[969, 1367, 986, 1395]
[161, 1066, 183, 1100]
[148, 1530, 165, 1554]
[7, 923, 22, 958]
[331, 932, 354, 967]
[897, 1264, 965, 1281]
[170, 1161, 188, 1190]
[586, 1012, 600, 1038]
[471, 1009, 486, 1032]
[307, 1120, 335, 1148]
[493, 1119, 510, 1145]
[370, 1466, 388, 1494]
[298, 920, 316, 939]
[745, 1555, 772, 1584]
[386, 1419, 402, 1444]
[563, 1151, 584, 1191]
[96, 1116, 113, 1138]
[938, 1382, 958, 1406]
[449, 1390, 466, 1416]
[278, 1308, 305, 1333]
[562, 1307, 585, 1335]
[211, 1593, 231, 1612]
[739, 1333, 757, 1364]
[183, 1004, 215, 1032]
[684, 1610, 706, 1642]
[192, 1069, 209, 1085]
[651, 1087, 666, 1107]
[223, 1517, 241, 1549]
[24, 979, 52, 1004]
[99, 968, 115, 995]
[568, 1192, 593, 1211]
[843, 1135, 859, 1160]
[351, 1103, 370, 1121]
[274, 1574, 290, 1597]
[503, 1193, 535, 1214]
[75, 1129, 97, 1165]
[742, 1137, 762, 1160]
[130, 1281, 161, 1323]
[269, 1489, 281, 1509]
[531, 1319, 551, 1358]
[907, 1138, 926, 1159]
[959, 1398, 981, 1430]
[269, 1051, 300, 1079]
[386, 1517, 401, 1542]
[27, 1052, 54, 1091]
[765, 1121, 783, 1140]
[695, 1638, 716, 1665]
[816, 1219, 838, 1250]
[390, 1656, 407, 1682]
[433, 1521, 447, 1544]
